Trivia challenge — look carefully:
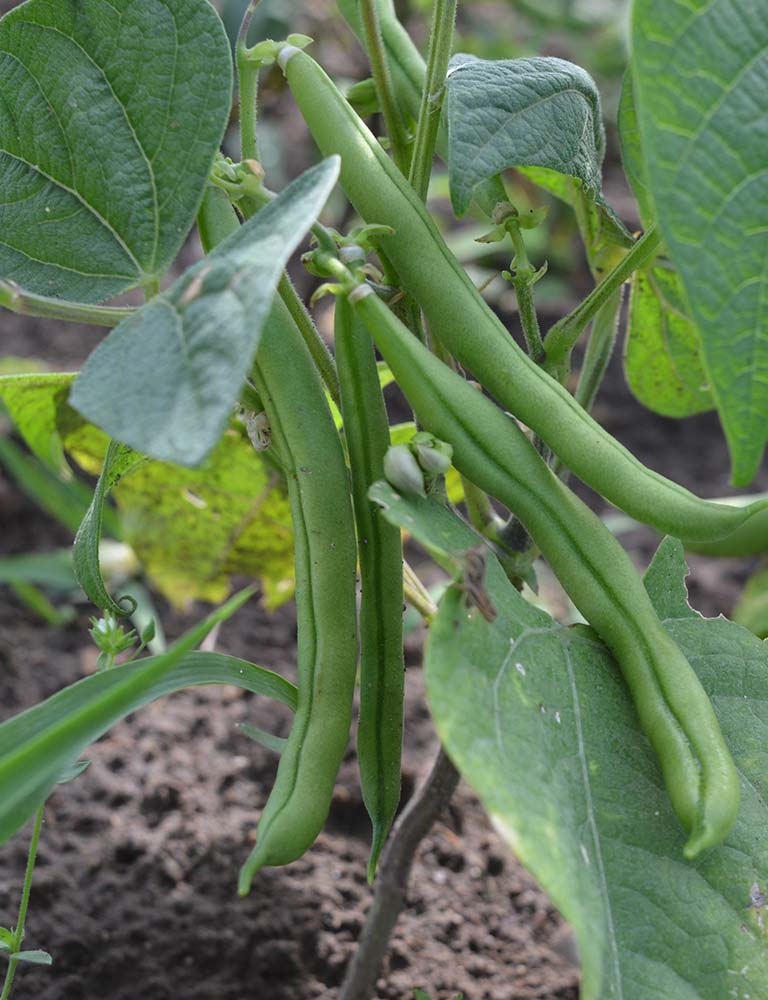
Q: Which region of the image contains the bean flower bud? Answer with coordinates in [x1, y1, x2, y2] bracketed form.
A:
[384, 444, 426, 497]
[412, 433, 453, 475]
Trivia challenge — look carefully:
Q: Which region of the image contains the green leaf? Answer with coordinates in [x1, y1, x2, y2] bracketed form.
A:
[642, 537, 699, 622]
[70, 158, 341, 467]
[9, 950, 52, 966]
[56, 760, 90, 785]
[73, 440, 145, 617]
[624, 268, 713, 419]
[632, 1, 768, 485]
[369, 481, 524, 598]
[445, 54, 606, 217]
[0, 597, 302, 846]
[0, 549, 75, 591]
[0, 928, 13, 952]
[0, 0, 232, 302]
[617, 70, 654, 228]
[426, 521, 768, 997]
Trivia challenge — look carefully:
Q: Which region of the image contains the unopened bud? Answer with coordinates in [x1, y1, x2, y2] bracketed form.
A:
[384, 444, 426, 497]
[411, 432, 453, 475]
[415, 442, 452, 475]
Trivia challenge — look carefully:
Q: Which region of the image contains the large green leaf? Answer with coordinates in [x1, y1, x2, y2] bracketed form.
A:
[70, 158, 340, 467]
[371, 487, 768, 998]
[632, 1, 768, 485]
[617, 70, 654, 228]
[445, 54, 606, 217]
[0, 591, 272, 844]
[625, 268, 713, 418]
[0, 0, 232, 302]
[619, 74, 714, 419]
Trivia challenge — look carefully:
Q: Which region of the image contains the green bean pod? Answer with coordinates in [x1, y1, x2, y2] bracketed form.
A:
[335, 295, 405, 881]
[277, 47, 768, 554]
[348, 283, 740, 858]
[240, 295, 359, 891]
[197, 186, 358, 892]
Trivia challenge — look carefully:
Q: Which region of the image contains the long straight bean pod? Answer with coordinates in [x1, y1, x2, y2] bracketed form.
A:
[349, 284, 740, 858]
[277, 47, 768, 555]
[240, 295, 359, 891]
[197, 186, 359, 892]
[335, 296, 405, 880]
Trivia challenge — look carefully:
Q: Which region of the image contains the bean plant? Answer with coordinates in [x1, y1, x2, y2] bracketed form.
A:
[0, 0, 767, 997]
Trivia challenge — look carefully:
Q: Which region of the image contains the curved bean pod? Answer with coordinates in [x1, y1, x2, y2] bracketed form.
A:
[335, 296, 405, 880]
[277, 48, 768, 555]
[349, 283, 740, 858]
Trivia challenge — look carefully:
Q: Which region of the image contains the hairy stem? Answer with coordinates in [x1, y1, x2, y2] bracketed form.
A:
[507, 224, 544, 363]
[339, 748, 460, 1000]
[236, 2, 263, 161]
[360, 0, 411, 174]
[0, 280, 134, 328]
[573, 289, 623, 413]
[552, 289, 623, 480]
[408, 0, 457, 202]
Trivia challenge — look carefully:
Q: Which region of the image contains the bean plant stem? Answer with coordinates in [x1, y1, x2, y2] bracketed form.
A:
[338, 748, 460, 1000]
[403, 559, 438, 621]
[573, 289, 623, 412]
[544, 223, 660, 368]
[508, 226, 545, 364]
[236, 2, 262, 161]
[516, 279, 545, 363]
[0, 806, 44, 1000]
[237, 60, 259, 162]
[360, 0, 411, 175]
[408, 0, 457, 202]
[552, 290, 623, 480]
[0, 280, 133, 328]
